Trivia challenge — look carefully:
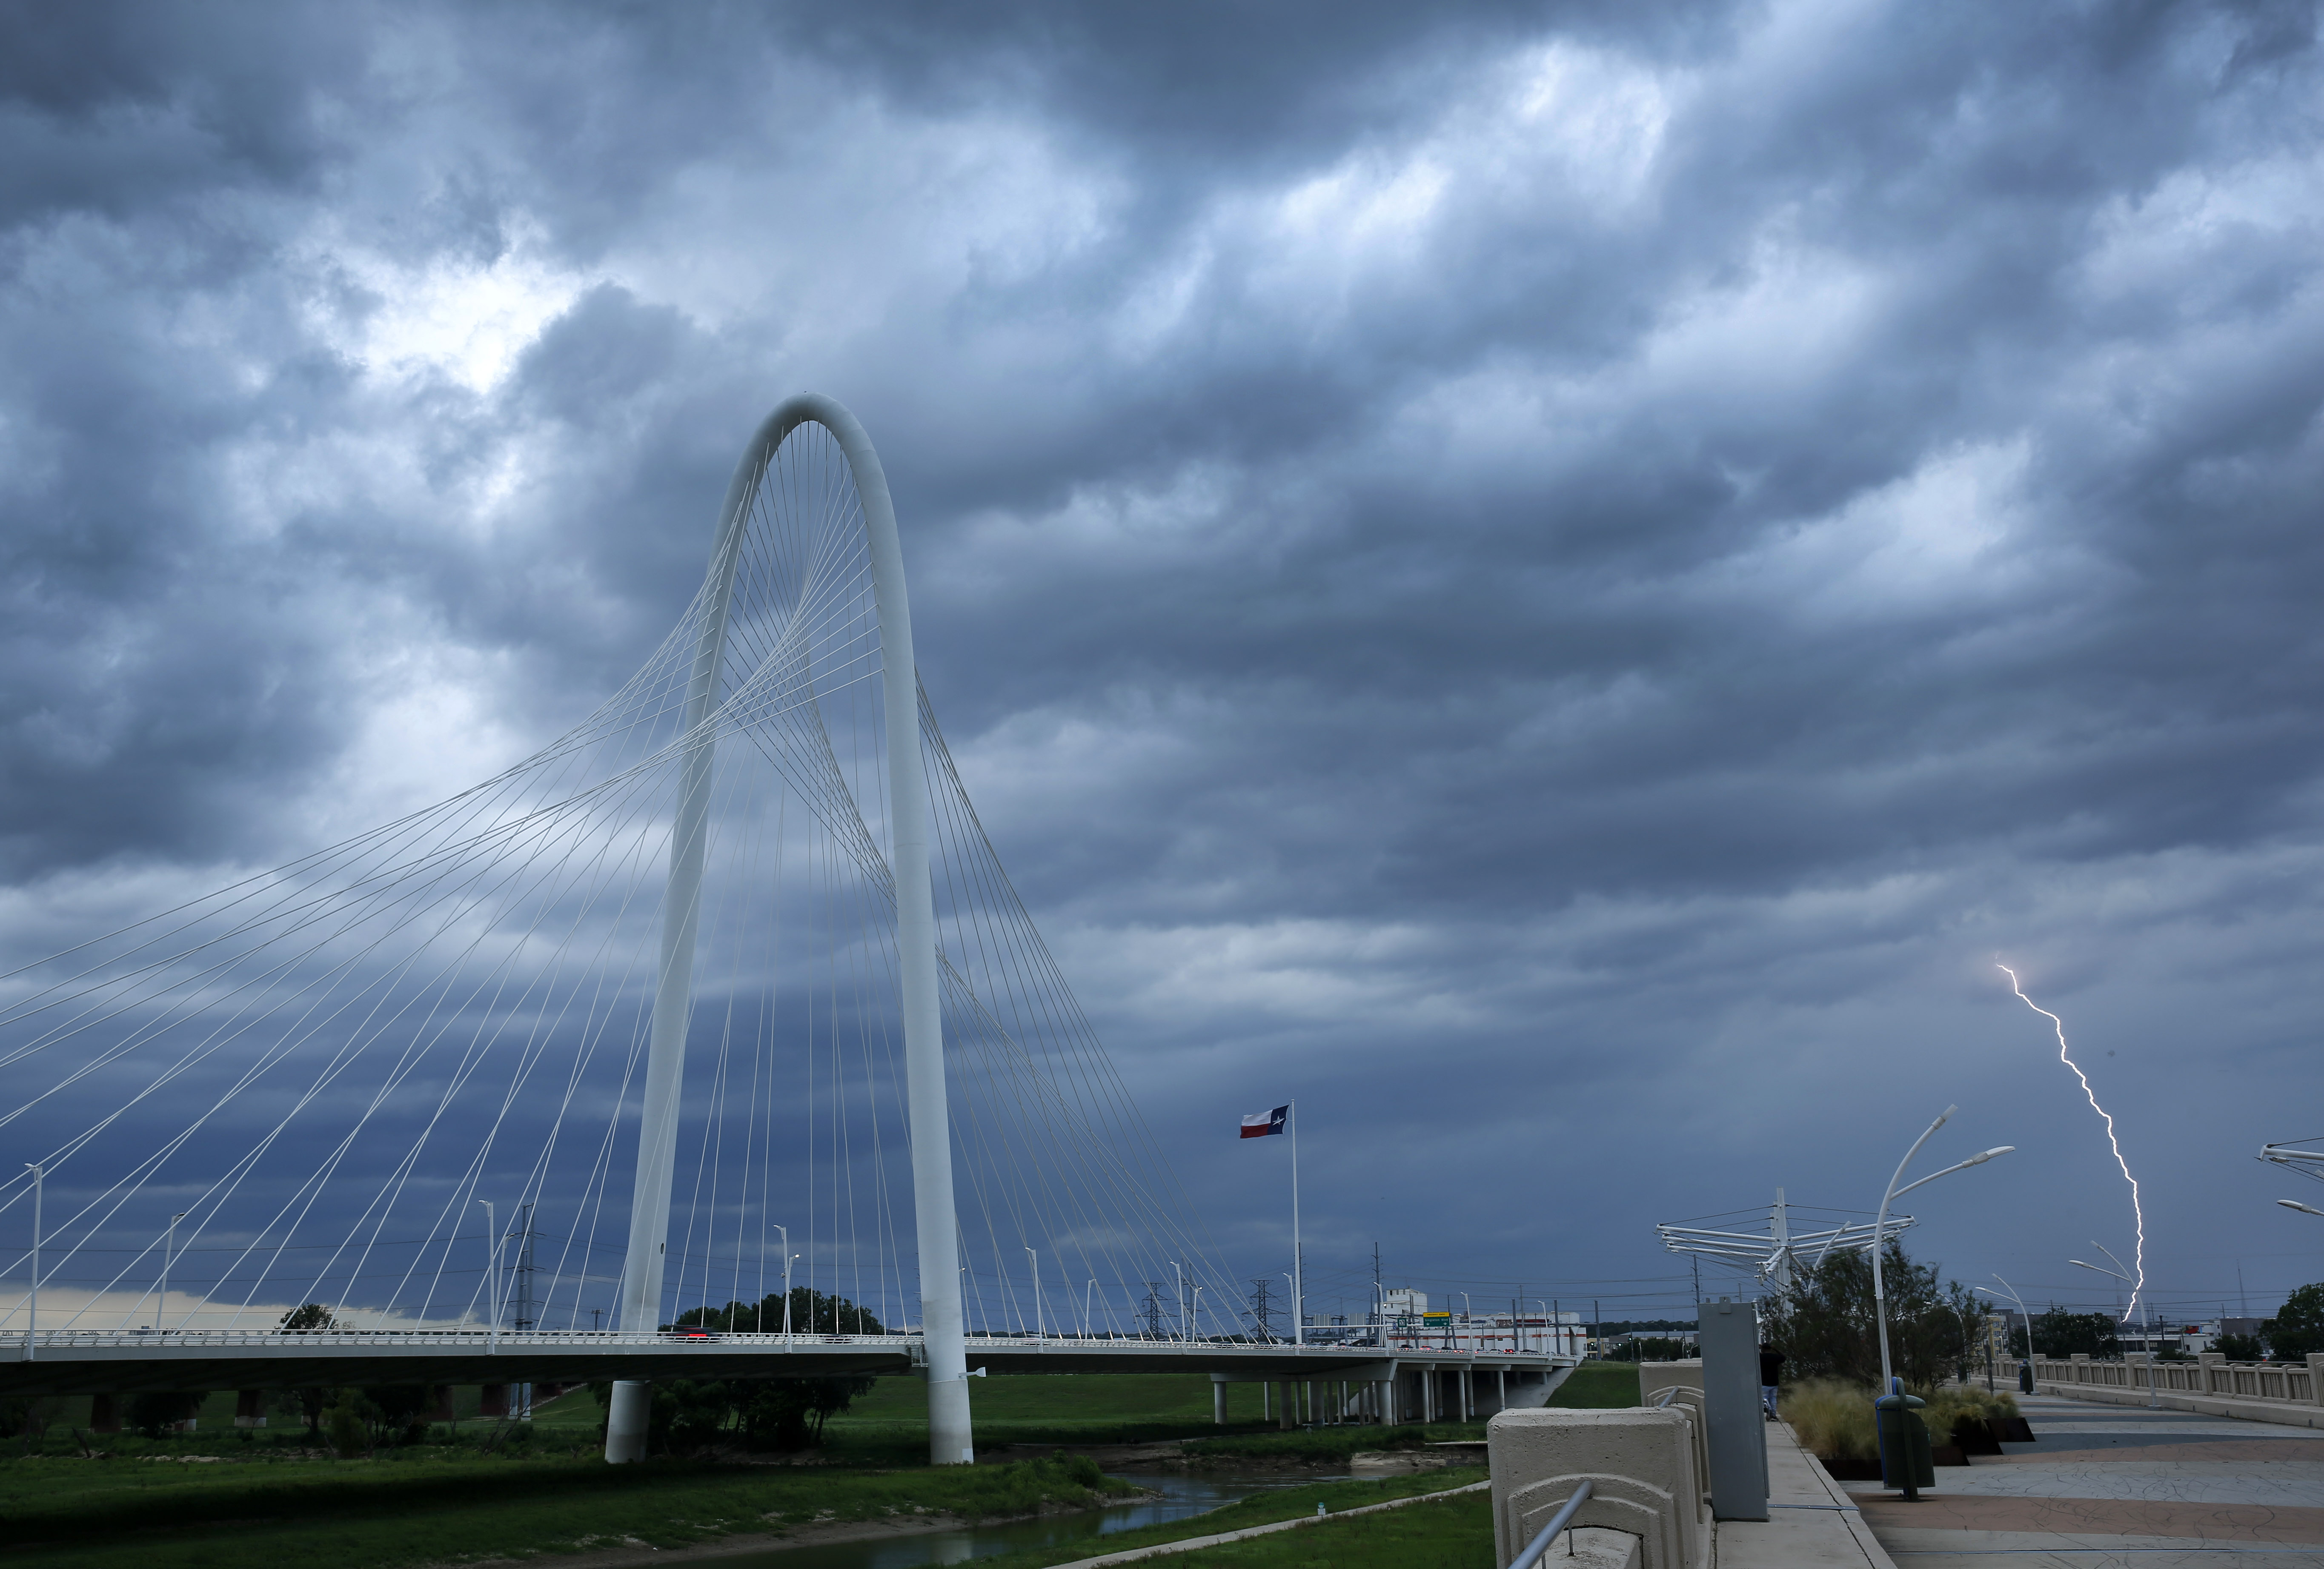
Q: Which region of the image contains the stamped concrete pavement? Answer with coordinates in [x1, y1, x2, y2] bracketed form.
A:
[1845, 1391, 2324, 1567]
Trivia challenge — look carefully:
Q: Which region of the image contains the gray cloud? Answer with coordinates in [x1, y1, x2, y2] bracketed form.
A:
[6, 0, 2324, 1322]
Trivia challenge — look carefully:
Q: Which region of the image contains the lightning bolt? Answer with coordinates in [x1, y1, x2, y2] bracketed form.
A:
[1999, 963, 2146, 1323]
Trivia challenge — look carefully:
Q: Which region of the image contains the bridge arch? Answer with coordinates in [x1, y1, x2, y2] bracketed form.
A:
[604, 395, 970, 1466]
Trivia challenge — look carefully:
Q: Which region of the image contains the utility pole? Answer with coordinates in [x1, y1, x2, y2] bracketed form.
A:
[512, 1203, 537, 1332]
[1372, 1243, 1383, 1340]
[1249, 1279, 1277, 1343]
[1143, 1283, 1166, 1340]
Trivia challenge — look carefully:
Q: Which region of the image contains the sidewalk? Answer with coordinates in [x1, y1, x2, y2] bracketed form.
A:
[1715, 1420, 1897, 1567]
[1844, 1391, 2324, 1566]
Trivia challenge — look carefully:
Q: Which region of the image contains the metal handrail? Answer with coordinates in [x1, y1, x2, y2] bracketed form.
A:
[1505, 1479, 1594, 1569]
[1652, 1386, 1682, 1406]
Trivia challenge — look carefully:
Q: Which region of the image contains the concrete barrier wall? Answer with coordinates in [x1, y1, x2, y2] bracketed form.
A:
[2030, 1351, 2324, 1428]
[2032, 1352, 2320, 1405]
[1488, 1406, 1710, 1569]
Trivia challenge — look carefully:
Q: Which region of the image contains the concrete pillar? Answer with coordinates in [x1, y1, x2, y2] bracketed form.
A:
[89, 1394, 120, 1434]
[481, 1384, 510, 1418]
[234, 1390, 267, 1428]
[425, 1386, 455, 1422]
[1277, 1381, 1294, 1430]
[1212, 1376, 1227, 1426]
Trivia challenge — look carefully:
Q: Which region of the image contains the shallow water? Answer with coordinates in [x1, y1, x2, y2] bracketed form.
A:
[707, 1469, 1347, 1569]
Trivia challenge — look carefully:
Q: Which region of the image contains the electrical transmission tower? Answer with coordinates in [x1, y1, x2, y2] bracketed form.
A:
[1248, 1279, 1278, 1343]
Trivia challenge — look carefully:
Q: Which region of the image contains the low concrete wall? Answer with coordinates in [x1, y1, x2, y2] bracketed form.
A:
[2031, 1351, 2324, 1429]
[1488, 1406, 1710, 1569]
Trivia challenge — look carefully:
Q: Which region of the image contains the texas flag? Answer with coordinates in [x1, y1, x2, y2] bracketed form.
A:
[1240, 1105, 1289, 1139]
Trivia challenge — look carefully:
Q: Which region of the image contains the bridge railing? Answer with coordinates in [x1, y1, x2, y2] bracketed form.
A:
[9, 1328, 1571, 1357]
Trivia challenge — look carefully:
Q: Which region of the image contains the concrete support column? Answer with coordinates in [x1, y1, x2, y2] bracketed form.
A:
[1212, 1375, 1227, 1426]
[606, 1381, 651, 1461]
[89, 1394, 119, 1434]
[235, 1389, 266, 1428]
[1277, 1381, 1294, 1430]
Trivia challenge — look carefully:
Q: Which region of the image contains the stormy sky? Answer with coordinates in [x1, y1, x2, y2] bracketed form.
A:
[6, 0, 2324, 1327]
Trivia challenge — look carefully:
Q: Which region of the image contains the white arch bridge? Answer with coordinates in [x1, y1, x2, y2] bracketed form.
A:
[0, 395, 1569, 1460]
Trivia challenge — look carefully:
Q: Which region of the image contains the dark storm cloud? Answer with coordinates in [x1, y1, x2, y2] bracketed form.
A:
[6, 0, 2324, 1314]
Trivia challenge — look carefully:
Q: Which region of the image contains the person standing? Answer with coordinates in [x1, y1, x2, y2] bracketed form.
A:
[1758, 1343, 1786, 1420]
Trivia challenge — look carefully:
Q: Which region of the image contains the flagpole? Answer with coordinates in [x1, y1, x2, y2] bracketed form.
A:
[1290, 1100, 1303, 1349]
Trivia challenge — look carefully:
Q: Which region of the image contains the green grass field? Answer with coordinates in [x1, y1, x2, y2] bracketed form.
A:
[1170, 1487, 1491, 1569]
[962, 1469, 1489, 1569]
[0, 1364, 1631, 1566]
[0, 1451, 1131, 1569]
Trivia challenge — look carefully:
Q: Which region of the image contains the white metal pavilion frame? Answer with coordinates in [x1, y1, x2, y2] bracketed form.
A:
[1657, 1191, 1915, 1289]
[2263, 1140, 2324, 1185]
[603, 394, 971, 1467]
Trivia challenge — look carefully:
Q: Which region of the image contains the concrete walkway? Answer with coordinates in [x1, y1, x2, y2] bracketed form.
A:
[1716, 1421, 1898, 1567]
[1845, 1391, 2324, 1567]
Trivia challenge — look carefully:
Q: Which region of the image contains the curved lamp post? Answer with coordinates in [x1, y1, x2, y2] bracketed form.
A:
[2069, 1251, 2158, 1408]
[2280, 1200, 2324, 1218]
[1973, 1274, 2036, 1392]
[1873, 1105, 2013, 1389]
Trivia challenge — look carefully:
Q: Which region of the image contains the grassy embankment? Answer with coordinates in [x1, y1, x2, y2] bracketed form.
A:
[968, 1469, 1491, 1569]
[0, 1445, 1130, 1569]
[0, 1363, 1633, 1567]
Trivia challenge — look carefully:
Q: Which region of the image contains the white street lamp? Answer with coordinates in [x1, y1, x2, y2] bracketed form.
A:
[1973, 1274, 2035, 1392]
[474, 1200, 499, 1352]
[2279, 1200, 2324, 1217]
[1872, 1105, 2012, 1389]
[159, 1211, 185, 1334]
[771, 1225, 795, 1345]
[2069, 1252, 2157, 1409]
[24, 1164, 40, 1362]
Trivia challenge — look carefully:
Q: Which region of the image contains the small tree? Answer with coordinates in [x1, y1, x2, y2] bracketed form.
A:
[1760, 1241, 1983, 1390]
[2262, 1283, 2324, 1362]
[2027, 1309, 2120, 1359]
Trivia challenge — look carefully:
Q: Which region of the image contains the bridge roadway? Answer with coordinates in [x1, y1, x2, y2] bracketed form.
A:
[0, 1329, 1571, 1397]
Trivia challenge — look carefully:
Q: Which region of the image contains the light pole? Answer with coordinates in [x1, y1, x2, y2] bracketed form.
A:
[1872, 1106, 2012, 1389]
[2069, 1252, 2158, 1408]
[771, 1225, 794, 1345]
[1460, 1292, 1472, 1351]
[1976, 1274, 2036, 1392]
[24, 1164, 40, 1361]
[1529, 1299, 1551, 1357]
[2281, 1200, 2324, 1217]
[1084, 1278, 1096, 1340]
[1026, 1247, 1043, 1339]
[159, 1211, 184, 1333]
[475, 1200, 498, 1352]
[1173, 1262, 1186, 1344]
[1192, 1284, 1205, 1343]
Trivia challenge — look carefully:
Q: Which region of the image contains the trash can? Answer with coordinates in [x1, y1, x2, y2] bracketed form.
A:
[1874, 1378, 1934, 1499]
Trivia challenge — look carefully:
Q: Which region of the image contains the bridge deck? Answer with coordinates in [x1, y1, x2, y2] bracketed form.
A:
[0, 1331, 1571, 1395]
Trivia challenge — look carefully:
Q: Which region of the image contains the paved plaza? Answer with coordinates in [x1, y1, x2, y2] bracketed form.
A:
[1844, 1391, 2324, 1566]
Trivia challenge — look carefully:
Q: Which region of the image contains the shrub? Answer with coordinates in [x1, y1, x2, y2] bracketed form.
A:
[1919, 1384, 2016, 1445]
[1780, 1379, 1876, 1462]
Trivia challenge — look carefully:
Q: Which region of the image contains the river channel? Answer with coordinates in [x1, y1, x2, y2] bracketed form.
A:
[705, 1469, 1351, 1569]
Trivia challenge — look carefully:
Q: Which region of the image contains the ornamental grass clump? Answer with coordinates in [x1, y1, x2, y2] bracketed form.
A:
[1780, 1379, 1876, 1462]
[1919, 1385, 2019, 1445]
